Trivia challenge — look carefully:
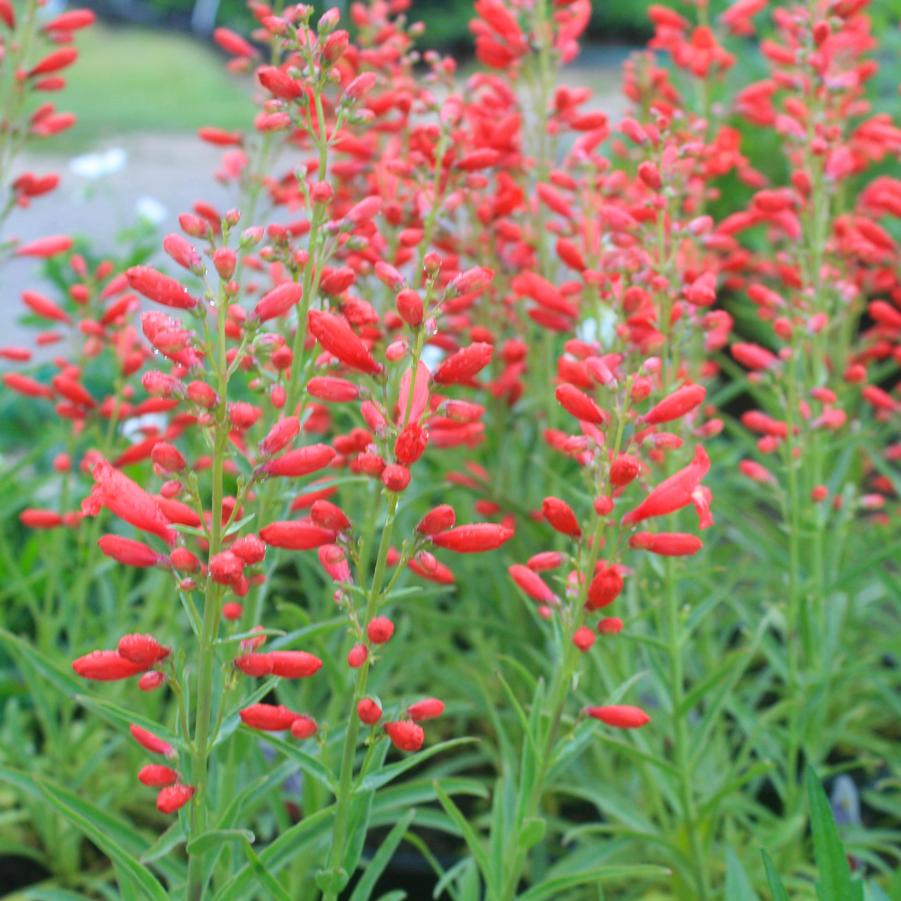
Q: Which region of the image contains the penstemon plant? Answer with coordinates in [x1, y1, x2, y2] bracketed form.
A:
[0, 0, 898, 899]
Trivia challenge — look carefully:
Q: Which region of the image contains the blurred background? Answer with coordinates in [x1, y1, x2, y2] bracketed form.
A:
[5, 0, 901, 351]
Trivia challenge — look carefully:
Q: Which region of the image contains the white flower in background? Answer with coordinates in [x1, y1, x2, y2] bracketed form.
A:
[69, 147, 127, 180]
[135, 196, 168, 225]
[121, 413, 168, 442]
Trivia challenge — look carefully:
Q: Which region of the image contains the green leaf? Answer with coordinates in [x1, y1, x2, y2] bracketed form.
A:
[725, 848, 759, 901]
[807, 766, 864, 901]
[239, 837, 292, 901]
[75, 694, 181, 750]
[140, 818, 185, 864]
[434, 780, 493, 894]
[251, 730, 336, 792]
[761, 849, 790, 901]
[356, 738, 476, 793]
[349, 809, 416, 901]
[38, 781, 169, 901]
[216, 805, 336, 900]
[517, 817, 546, 851]
[518, 865, 671, 900]
[186, 828, 256, 855]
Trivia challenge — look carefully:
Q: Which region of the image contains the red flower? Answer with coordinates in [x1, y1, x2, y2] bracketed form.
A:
[308, 309, 381, 375]
[130, 724, 174, 757]
[357, 698, 382, 725]
[82, 460, 176, 546]
[432, 523, 513, 553]
[138, 765, 178, 787]
[541, 496, 581, 537]
[622, 446, 710, 525]
[433, 342, 493, 385]
[156, 784, 195, 814]
[629, 532, 703, 556]
[126, 266, 198, 310]
[262, 444, 336, 478]
[642, 384, 706, 425]
[239, 703, 301, 731]
[98, 535, 164, 567]
[384, 720, 425, 752]
[260, 521, 336, 550]
[586, 705, 650, 729]
[118, 634, 170, 667]
[72, 650, 144, 681]
[407, 698, 445, 721]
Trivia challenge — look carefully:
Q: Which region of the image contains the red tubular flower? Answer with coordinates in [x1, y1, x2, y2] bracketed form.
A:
[262, 445, 337, 477]
[22, 289, 71, 323]
[642, 384, 706, 425]
[541, 497, 582, 537]
[260, 521, 336, 549]
[384, 720, 425, 752]
[130, 724, 175, 757]
[269, 651, 323, 678]
[290, 716, 318, 740]
[381, 464, 411, 492]
[367, 616, 394, 644]
[138, 764, 178, 787]
[407, 698, 445, 721]
[82, 460, 176, 545]
[433, 342, 494, 385]
[587, 565, 624, 609]
[357, 698, 382, 725]
[19, 509, 65, 528]
[308, 309, 381, 374]
[213, 26, 257, 58]
[622, 446, 711, 525]
[97, 535, 164, 568]
[14, 235, 73, 258]
[395, 423, 428, 466]
[555, 383, 605, 424]
[629, 532, 703, 556]
[347, 644, 368, 668]
[118, 634, 170, 667]
[234, 653, 274, 677]
[253, 282, 303, 321]
[573, 627, 595, 652]
[156, 784, 195, 814]
[586, 705, 650, 729]
[431, 523, 513, 553]
[416, 505, 456, 536]
[239, 703, 300, 731]
[259, 417, 301, 456]
[307, 376, 360, 402]
[310, 500, 351, 532]
[138, 671, 165, 692]
[598, 617, 623, 635]
[509, 564, 555, 603]
[126, 266, 198, 310]
[72, 650, 145, 681]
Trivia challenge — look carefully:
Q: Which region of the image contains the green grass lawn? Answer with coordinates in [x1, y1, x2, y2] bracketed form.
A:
[36, 24, 254, 152]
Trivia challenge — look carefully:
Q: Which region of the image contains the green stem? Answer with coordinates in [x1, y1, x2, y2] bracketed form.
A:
[186, 289, 230, 901]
